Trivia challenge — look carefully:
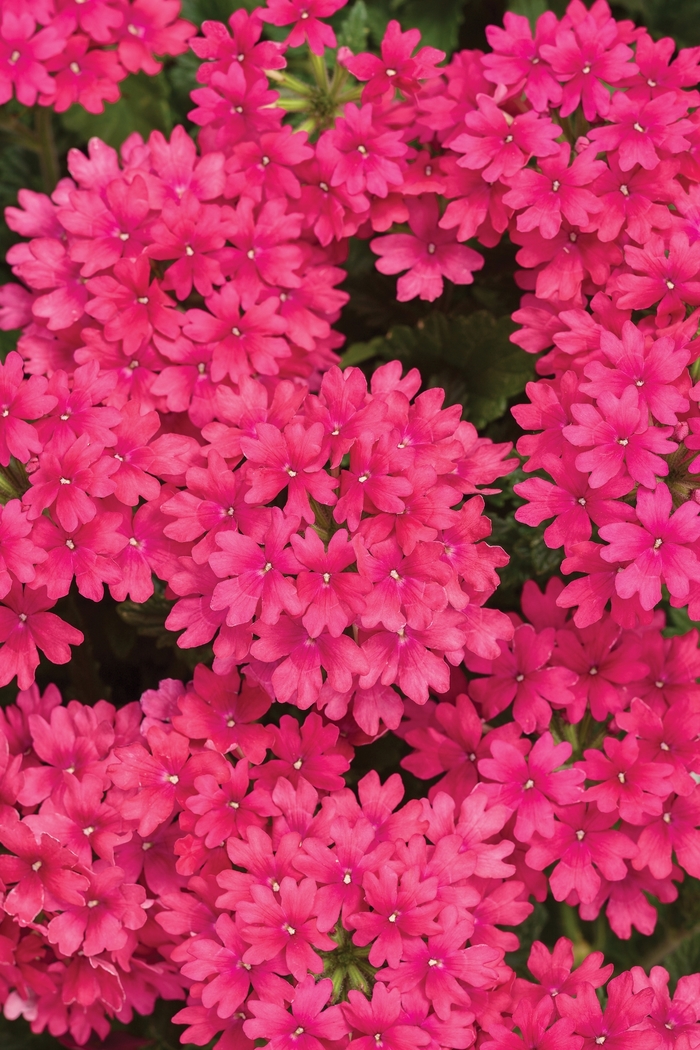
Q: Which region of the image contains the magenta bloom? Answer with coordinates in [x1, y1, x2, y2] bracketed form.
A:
[0, 582, 83, 689]
[245, 976, 346, 1050]
[482, 996, 583, 1050]
[478, 732, 585, 842]
[614, 233, 700, 325]
[46, 864, 147, 957]
[564, 387, 676, 490]
[589, 91, 693, 171]
[345, 19, 445, 102]
[579, 733, 674, 823]
[504, 145, 605, 240]
[348, 866, 441, 968]
[526, 802, 638, 903]
[342, 984, 431, 1050]
[580, 323, 690, 425]
[557, 973, 656, 1050]
[209, 509, 303, 627]
[241, 421, 337, 525]
[0, 811, 88, 923]
[599, 483, 700, 609]
[260, 0, 346, 54]
[325, 102, 407, 198]
[237, 876, 335, 980]
[539, 12, 637, 120]
[371, 194, 484, 302]
[450, 95, 560, 182]
[24, 433, 119, 532]
[468, 624, 577, 733]
[251, 615, 368, 708]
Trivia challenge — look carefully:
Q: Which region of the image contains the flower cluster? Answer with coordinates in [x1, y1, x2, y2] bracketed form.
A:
[2, 644, 700, 1049]
[413, 0, 700, 627]
[0, 37, 516, 727]
[0, 682, 190, 1045]
[400, 577, 700, 939]
[247, 0, 700, 628]
[0, 0, 193, 113]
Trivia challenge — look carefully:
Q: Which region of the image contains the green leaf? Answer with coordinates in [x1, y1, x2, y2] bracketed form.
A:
[0, 328, 19, 362]
[390, 0, 466, 53]
[338, 0, 370, 52]
[0, 1016, 61, 1050]
[380, 310, 535, 429]
[507, 0, 548, 28]
[179, 0, 257, 20]
[340, 336, 386, 368]
[60, 71, 172, 149]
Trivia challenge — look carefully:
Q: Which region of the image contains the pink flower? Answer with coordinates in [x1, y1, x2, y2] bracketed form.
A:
[250, 615, 368, 707]
[238, 876, 335, 980]
[46, 864, 147, 957]
[0, 10, 66, 106]
[599, 483, 700, 609]
[108, 724, 193, 837]
[324, 103, 407, 198]
[85, 255, 180, 356]
[348, 866, 441, 968]
[503, 145, 605, 240]
[256, 711, 350, 791]
[0, 810, 88, 923]
[482, 997, 583, 1050]
[382, 906, 503, 1017]
[631, 788, 700, 880]
[24, 433, 118, 532]
[342, 984, 431, 1050]
[478, 732, 585, 842]
[0, 351, 56, 466]
[613, 233, 700, 325]
[525, 802, 638, 903]
[209, 509, 303, 627]
[579, 733, 674, 823]
[291, 526, 371, 637]
[563, 387, 676, 489]
[116, 0, 194, 77]
[483, 11, 562, 112]
[520, 937, 613, 1000]
[0, 582, 83, 689]
[556, 973, 656, 1050]
[371, 194, 484, 302]
[539, 12, 637, 120]
[260, 0, 347, 55]
[468, 624, 577, 734]
[244, 976, 347, 1050]
[241, 421, 337, 525]
[293, 816, 394, 931]
[344, 20, 444, 102]
[515, 450, 635, 553]
[579, 323, 690, 425]
[171, 664, 271, 762]
[449, 96, 560, 182]
[589, 91, 693, 170]
[146, 192, 227, 300]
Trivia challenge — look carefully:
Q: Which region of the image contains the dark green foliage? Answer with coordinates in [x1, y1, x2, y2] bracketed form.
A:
[348, 310, 535, 429]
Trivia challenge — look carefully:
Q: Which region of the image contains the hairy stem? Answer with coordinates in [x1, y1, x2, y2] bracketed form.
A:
[34, 106, 60, 193]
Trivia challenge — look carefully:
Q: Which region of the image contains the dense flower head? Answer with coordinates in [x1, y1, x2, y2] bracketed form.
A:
[398, 576, 700, 940]
[0, 76, 518, 719]
[0, 0, 195, 113]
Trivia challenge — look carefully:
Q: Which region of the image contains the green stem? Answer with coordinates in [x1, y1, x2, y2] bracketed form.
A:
[309, 50, 329, 92]
[34, 106, 60, 193]
[639, 920, 700, 970]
